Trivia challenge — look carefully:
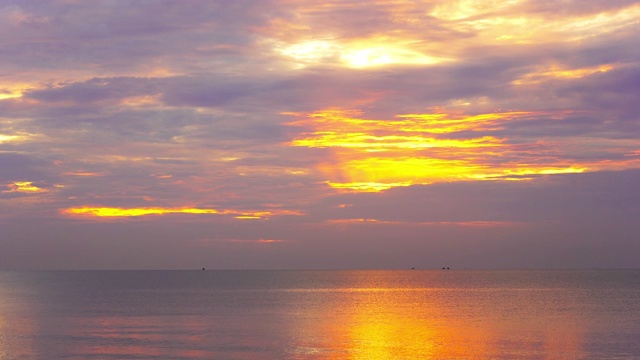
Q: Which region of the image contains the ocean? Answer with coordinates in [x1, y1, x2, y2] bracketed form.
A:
[0, 270, 638, 359]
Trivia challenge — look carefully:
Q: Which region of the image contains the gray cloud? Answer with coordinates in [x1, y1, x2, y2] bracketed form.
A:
[0, 152, 54, 182]
[25, 77, 160, 104]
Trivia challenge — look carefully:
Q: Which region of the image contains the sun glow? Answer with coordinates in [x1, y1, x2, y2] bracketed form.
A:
[277, 37, 450, 68]
[278, 40, 337, 62]
[341, 46, 444, 68]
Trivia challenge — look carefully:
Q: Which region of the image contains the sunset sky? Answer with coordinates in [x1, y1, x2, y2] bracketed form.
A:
[2, 0, 639, 269]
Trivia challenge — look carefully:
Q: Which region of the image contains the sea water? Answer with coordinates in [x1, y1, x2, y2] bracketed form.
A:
[0, 270, 639, 359]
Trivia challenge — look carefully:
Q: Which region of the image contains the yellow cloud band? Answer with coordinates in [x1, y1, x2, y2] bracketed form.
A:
[63, 207, 303, 218]
[286, 109, 590, 191]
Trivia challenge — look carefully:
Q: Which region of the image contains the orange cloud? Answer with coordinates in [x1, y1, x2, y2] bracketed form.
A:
[225, 239, 287, 243]
[63, 171, 106, 176]
[0, 83, 28, 100]
[3, 181, 47, 194]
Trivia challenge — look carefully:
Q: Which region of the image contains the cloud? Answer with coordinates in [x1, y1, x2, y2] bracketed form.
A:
[1, 1, 639, 269]
[313, 169, 640, 225]
[61, 206, 303, 223]
[283, 108, 640, 191]
[0, 1, 276, 76]
[160, 75, 264, 108]
[25, 77, 161, 105]
[0, 152, 54, 182]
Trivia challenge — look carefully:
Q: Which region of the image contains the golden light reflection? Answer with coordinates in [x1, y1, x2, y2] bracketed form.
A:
[295, 274, 497, 359]
[286, 109, 588, 191]
[281, 272, 590, 359]
[63, 207, 303, 219]
[345, 298, 442, 359]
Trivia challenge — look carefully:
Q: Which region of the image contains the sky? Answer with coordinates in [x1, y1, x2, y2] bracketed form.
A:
[1, 0, 639, 270]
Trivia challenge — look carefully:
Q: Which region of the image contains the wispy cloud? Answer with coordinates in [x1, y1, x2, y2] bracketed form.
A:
[63, 207, 303, 220]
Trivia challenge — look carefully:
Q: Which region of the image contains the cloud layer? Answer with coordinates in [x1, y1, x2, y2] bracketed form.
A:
[1, 0, 639, 269]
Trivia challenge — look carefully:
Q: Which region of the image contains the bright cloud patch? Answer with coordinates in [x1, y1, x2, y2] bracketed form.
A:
[277, 37, 450, 68]
[64, 207, 303, 219]
[3, 181, 47, 194]
[0, 134, 19, 143]
[284, 109, 615, 191]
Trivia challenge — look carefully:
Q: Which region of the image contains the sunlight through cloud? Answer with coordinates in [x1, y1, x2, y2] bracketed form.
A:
[277, 38, 450, 68]
[286, 109, 595, 191]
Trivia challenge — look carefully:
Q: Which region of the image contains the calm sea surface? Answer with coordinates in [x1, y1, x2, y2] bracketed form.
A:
[0, 270, 639, 359]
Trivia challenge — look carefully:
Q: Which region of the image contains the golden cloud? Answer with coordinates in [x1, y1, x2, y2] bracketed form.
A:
[63, 207, 303, 219]
[3, 181, 47, 194]
[286, 109, 589, 191]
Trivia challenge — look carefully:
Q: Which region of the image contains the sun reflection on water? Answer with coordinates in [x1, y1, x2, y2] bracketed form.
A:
[279, 272, 590, 359]
[0, 271, 636, 359]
